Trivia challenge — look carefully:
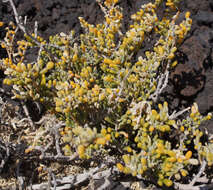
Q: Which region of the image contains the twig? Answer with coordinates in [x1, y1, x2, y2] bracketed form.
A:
[45, 167, 56, 190]
[3, 0, 64, 60]
[169, 107, 191, 120]
[34, 21, 38, 39]
[50, 123, 64, 156]
[29, 164, 109, 190]
[150, 69, 169, 102]
[174, 161, 210, 190]
[175, 183, 213, 190]
[16, 159, 25, 190]
[0, 141, 10, 173]
[3, 0, 26, 33]
[39, 153, 79, 162]
[190, 160, 207, 186]
[21, 101, 35, 129]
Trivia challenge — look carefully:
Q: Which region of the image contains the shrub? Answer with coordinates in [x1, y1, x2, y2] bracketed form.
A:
[0, 0, 212, 188]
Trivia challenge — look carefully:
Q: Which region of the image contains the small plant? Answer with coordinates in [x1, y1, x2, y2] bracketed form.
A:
[0, 0, 212, 188]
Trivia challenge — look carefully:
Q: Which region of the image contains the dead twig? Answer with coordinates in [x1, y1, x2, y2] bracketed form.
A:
[21, 101, 35, 129]
[190, 160, 207, 186]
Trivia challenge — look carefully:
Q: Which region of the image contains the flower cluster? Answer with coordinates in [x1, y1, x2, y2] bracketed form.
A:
[1, 0, 213, 188]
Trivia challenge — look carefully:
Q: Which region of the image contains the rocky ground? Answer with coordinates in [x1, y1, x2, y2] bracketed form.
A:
[0, 0, 213, 189]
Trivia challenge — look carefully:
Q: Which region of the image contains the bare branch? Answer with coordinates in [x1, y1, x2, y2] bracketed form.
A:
[29, 164, 110, 190]
[0, 141, 10, 173]
[21, 101, 35, 129]
[34, 21, 38, 39]
[174, 161, 210, 190]
[190, 160, 207, 186]
[5, 0, 26, 33]
[169, 107, 191, 120]
[150, 69, 169, 102]
[175, 183, 213, 190]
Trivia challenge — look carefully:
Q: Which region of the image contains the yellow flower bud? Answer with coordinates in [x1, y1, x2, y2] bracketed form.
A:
[185, 151, 192, 160]
[101, 128, 107, 136]
[149, 126, 155, 132]
[167, 157, 176, 162]
[40, 74, 46, 85]
[105, 134, 111, 141]
[163, 179, 173, 187]
[116, 163, 124, 172]
[123, 154, 130, 164]
[172, 60, 178, 67]
[3, 78, 12, 85]
[180, 169, 188, 177]
[180, 126, 184, 132]
[25, 148, 33, 154]
[157, 179, 163, 186]
[96, 138, 106, 145]
[185, 11, 190, 19]
[177, 157, 183, 163]
[73, 53, 78, 62]
[141, 158, 147, 165]
[46, 61, 54, 70]
[126, 146, 132, 152]
[77, 145, 85, 158]
[56, 99, 63, 107]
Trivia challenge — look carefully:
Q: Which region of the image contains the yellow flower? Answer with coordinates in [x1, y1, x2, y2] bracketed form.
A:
[157, 179, 163, 186]
[103, 58, 113, 64]
[206, 114, 212, 120]
[123, 154, 130, 164]
[168, 52, 175, 59]
[185, 11, 190, 19]
[101, 128, 107, 136]
[41, 74, 46, 85]
[105, 134, 111, 141]
[151, 109, 158, 117]
[116, 163, 124, 172]
[167, 157, 176, 162]
[141, 158, 147, 165]
[77, 145, 85, 158]
[158, 46, 164, 55]
[163, 179, 173, 187]
[185, 151, 192, 160]
[171, 60, 178, 67]
[115, 132, 119, 138]
[96, 138, 106, 145]
[46, 61, 54, 70]
[126, 146, 132, 153]
[107, 127, 112, 133]
[55, 107, 62, 112]
[180, 169, 188, 177]
[3, 78, 13, 85]
[1, 42, 6, 48]
[56, 99, 63, 107]
[72, 53, 78, 62]
[25, 148, 33, 154]
[167, 150, 176, 157]
[177, 157, 183, 163]
[149, 126, 155, 132]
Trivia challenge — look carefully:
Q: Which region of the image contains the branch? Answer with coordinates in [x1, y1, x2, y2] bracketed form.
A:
[169, 106, 191, 120]
[0, 140, 10, 173]
[29, 164, 114, 190]
[150, 69, 169, 102]
[190, 160, 207, 186]
[175, 183, 213, 190]
[21, 101, 35, 129]
[3, 0, 27, 33]
[174, 161, 210, 190]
